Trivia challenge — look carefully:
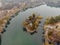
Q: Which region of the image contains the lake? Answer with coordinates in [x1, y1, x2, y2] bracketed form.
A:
[1, 5, 60, 45]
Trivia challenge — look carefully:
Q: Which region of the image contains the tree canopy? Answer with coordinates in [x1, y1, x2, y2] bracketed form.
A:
[45, 15, 60, 24]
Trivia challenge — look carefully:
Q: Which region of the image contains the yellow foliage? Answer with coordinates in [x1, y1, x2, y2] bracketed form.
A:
[23, 21, 29, 26]
[37, 16, 43, 19]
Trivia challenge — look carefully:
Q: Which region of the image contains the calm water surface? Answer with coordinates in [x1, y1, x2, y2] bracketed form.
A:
[1, 5, 60, 45]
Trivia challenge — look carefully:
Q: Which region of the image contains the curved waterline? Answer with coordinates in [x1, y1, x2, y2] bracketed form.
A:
[1, 4, 60, 45]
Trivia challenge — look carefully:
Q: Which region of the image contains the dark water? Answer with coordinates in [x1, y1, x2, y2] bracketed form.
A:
[1, 5, 60, 45]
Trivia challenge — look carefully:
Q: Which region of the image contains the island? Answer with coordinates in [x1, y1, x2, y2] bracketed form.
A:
[23, 13, 43, 34]
[44, 15, 60, 45]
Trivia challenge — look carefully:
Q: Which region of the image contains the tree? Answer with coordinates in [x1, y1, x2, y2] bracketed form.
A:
[55, 15, 60, 22]
[49, 17, 56, 24]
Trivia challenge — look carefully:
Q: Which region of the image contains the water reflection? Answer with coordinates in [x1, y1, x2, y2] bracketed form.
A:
[23, 27, 37, 35]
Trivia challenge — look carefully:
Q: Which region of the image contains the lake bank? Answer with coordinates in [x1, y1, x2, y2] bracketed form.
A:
[1, 5, 60, 45]
[44, 15, 60, 45]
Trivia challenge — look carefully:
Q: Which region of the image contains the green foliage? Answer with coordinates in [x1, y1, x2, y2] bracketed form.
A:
[45, 15, 60, 24]
[45, 20, 50, 24]
[55, 15, 60, 22]
[49, 17, 57, 24]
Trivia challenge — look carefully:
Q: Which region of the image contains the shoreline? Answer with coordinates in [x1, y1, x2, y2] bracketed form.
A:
[43, 15, 60, 45]
[0, 3, 44, 34]
[0, 10, 20, 34]
[23, 14, 43, 34]
[44, 21, 60, 45]
[0, 3, 27, 34]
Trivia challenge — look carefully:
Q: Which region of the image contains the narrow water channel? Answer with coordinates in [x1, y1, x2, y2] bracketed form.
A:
[1, 5, 60, 45]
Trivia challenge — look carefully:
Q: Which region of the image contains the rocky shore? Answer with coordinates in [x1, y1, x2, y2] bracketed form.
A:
[23, 14, 43, 35]
[43, 15, 60, 45]
[0, 3, 27, 45]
